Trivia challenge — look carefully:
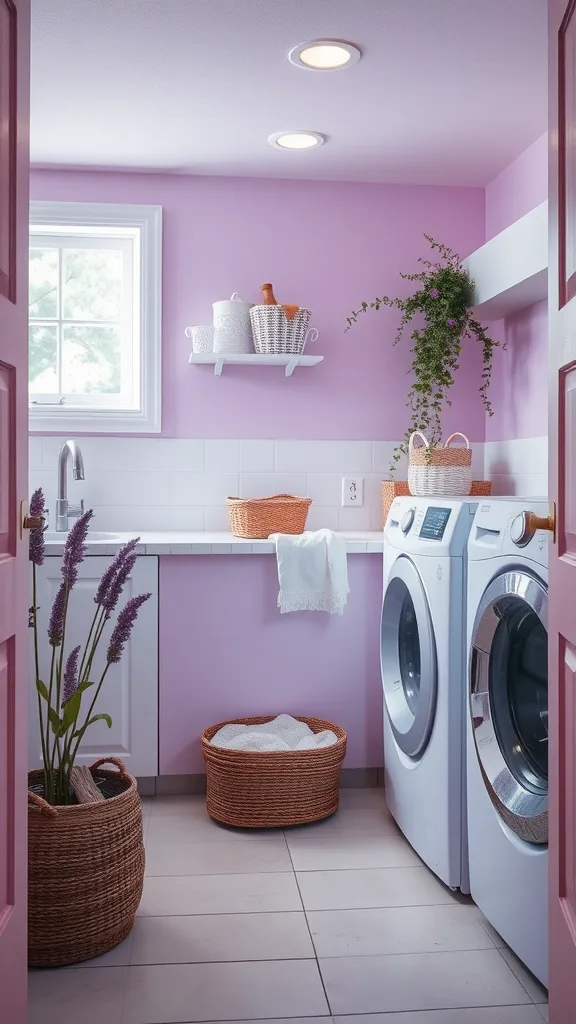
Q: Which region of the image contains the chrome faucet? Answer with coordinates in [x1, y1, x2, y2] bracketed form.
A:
[56, 440, 85, 532]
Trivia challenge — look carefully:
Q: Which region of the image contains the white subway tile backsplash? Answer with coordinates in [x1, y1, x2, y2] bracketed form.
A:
[205, 439, 239, 473]
[239, 440, 275, 473]
[30, 435, 500, 534]
[275, 440, 372, 474]
[306, 474, 343, 507]
[169, 473, 239, 506]
[484, 437, 548, 497]
[239, 473, 307, 499]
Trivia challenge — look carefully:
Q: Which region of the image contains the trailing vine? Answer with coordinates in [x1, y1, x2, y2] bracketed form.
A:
[346, 235, 501, 473]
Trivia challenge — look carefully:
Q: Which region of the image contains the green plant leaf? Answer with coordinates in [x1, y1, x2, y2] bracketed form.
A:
[36, 679, 49, 701]
[61, 690, 82, 732]
[48, 707, 63, 735]
[77, 679, 95, 696]
[73, 712, 112, 740]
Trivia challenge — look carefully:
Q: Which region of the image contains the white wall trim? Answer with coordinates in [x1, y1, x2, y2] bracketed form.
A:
[29, 200, 163, 434]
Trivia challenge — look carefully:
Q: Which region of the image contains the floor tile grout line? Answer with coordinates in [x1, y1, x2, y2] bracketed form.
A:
[494, 946, 548, 1005]
[285, 830, 333, 1017]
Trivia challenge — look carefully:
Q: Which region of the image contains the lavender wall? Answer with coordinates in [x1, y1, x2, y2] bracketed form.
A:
[484, 134, 549, 450]
[159, 555, 384, 774]
[485, 301, 548, 441]
[31, 171, 486, 442]
[485, 131, 548, 240]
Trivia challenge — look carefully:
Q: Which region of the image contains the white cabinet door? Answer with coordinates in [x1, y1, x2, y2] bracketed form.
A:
[29, 556, 158, 777]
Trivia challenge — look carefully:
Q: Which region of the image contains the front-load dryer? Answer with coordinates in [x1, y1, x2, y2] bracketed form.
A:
[467, 498, 549, 986]
[381, 496, 478, 892]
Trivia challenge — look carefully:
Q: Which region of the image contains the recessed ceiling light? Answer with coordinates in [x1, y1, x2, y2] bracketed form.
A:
[288, 40, 361, 71]
[268, 131, 325, 151]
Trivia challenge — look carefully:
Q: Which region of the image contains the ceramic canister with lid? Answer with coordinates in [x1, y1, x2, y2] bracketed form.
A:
[212, 293, 254, 354]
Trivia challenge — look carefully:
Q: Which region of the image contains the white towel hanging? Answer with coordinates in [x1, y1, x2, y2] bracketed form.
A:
[271, 529, 350, 615]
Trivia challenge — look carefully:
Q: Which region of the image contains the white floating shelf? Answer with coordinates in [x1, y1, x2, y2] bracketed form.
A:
[462, 201, 548, 319]
[188, 352, 324, 377]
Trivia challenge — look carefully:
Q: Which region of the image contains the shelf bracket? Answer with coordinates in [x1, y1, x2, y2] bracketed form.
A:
[285, 359, 298, 377]
[214, 358, 224, 376]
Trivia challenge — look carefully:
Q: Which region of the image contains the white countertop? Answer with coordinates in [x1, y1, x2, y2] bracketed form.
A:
[43, 530, 384, 557]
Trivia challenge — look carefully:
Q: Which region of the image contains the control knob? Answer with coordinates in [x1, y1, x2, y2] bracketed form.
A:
[400, 508, 416, 534]
[510, 509, 555, 548]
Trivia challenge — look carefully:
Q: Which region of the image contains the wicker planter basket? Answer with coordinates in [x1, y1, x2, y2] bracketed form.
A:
[227, 493, 312, 539]
[408, 431, 473, 497]
[202, 715, 347, 828]
[28, 757, 144, 967]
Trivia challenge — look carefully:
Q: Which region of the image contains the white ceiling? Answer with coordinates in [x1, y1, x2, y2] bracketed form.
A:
[30, 0, 547, 186]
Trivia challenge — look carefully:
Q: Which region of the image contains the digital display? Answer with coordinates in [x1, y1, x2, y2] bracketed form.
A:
[419, 506, 452, 541]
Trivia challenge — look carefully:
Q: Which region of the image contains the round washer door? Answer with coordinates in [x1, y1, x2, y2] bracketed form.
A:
[380, 555, 437, 759]
[470, 569, 548, 844]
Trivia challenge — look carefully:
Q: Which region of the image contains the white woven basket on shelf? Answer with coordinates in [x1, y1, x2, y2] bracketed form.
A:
[250, 305, 317, 355]
[408, 431, 473, 497]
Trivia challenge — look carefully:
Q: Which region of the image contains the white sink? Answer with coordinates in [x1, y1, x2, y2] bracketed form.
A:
[44, 531, 123, 543]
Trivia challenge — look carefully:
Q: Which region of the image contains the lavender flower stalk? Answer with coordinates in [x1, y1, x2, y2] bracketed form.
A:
[48, 583, 66, 647]
[61, 509, 94, 589]
[28, 488, 46, 566]
[107, 593, 152, 664]
[62, 645, 81, 706]
[95, 538, 140, 615]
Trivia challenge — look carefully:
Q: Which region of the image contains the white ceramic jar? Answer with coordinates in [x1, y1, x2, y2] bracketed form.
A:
[212, 293, 254, 354]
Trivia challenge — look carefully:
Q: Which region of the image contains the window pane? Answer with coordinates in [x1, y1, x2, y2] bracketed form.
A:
[29, 248, 58, 319]
[29, 325, 58, 393]
[63, 248, 123, 321]
[62, 325, 122, 394]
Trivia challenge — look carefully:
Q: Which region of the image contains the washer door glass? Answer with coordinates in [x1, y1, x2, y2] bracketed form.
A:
[470, 569, 548, 844]
[381, 555, 437, 759]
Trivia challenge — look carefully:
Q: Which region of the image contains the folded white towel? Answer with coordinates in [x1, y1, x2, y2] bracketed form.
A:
[210, 713, 337, 751]
[271, 529, 349, 615]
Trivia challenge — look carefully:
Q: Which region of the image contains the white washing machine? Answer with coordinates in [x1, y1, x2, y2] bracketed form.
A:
[467, 498, 549, 986]
[381, 496, 478, 892]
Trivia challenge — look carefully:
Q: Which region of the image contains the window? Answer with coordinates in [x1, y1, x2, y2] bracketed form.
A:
[29, 201, 162, 433]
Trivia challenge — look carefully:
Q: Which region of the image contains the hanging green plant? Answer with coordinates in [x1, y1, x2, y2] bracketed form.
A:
[346, 234, 501, 473]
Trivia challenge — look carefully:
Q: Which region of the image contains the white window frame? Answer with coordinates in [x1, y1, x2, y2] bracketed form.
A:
[29, 200, 162, 434]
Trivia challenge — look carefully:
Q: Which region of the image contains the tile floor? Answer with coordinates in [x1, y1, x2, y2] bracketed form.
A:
[29, 788, 549, 1024]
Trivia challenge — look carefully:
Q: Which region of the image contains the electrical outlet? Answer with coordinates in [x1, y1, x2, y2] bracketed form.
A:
[342, 477, 364, 507]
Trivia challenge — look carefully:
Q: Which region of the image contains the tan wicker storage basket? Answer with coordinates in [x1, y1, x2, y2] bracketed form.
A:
[381, 478, 491, 525]
[408, 431, 473, 496]
[28, 757, 144, 967]
[202, 715, 347, 828]
[227, 493, 312, 539]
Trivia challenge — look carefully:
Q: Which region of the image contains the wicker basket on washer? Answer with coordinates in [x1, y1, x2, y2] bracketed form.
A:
[227, 493, 312, 539]
[408, 431, 473, 497]
[250, 304, 312, 355]
[202, 716, 347, 828]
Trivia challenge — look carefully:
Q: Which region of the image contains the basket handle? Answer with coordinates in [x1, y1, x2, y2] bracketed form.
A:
[303, 327, 318, 350]
[28, 790, 58, 817]
[90, 756, 130, 780]
[408, 431, 429, 453]
[185, 326, 193, 339]
[230, 292, 244, 302]
[444, 432, 470, 449]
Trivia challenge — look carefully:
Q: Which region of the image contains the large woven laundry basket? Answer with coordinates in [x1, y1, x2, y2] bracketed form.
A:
[28, 757, 144, 967]
[408, 431, 473, 497]
[227, 493, 312, 539]
[202, 715, 347, 828]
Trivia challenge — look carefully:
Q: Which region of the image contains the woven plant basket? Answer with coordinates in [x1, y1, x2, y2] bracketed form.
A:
[250, 305, 312, 355]
[202, 715, 347, 828]
[28, 757, 144, 967]
[381, 479, 492, 525]
[227, 493, 312, 539]
[408, 431, 473, 497]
